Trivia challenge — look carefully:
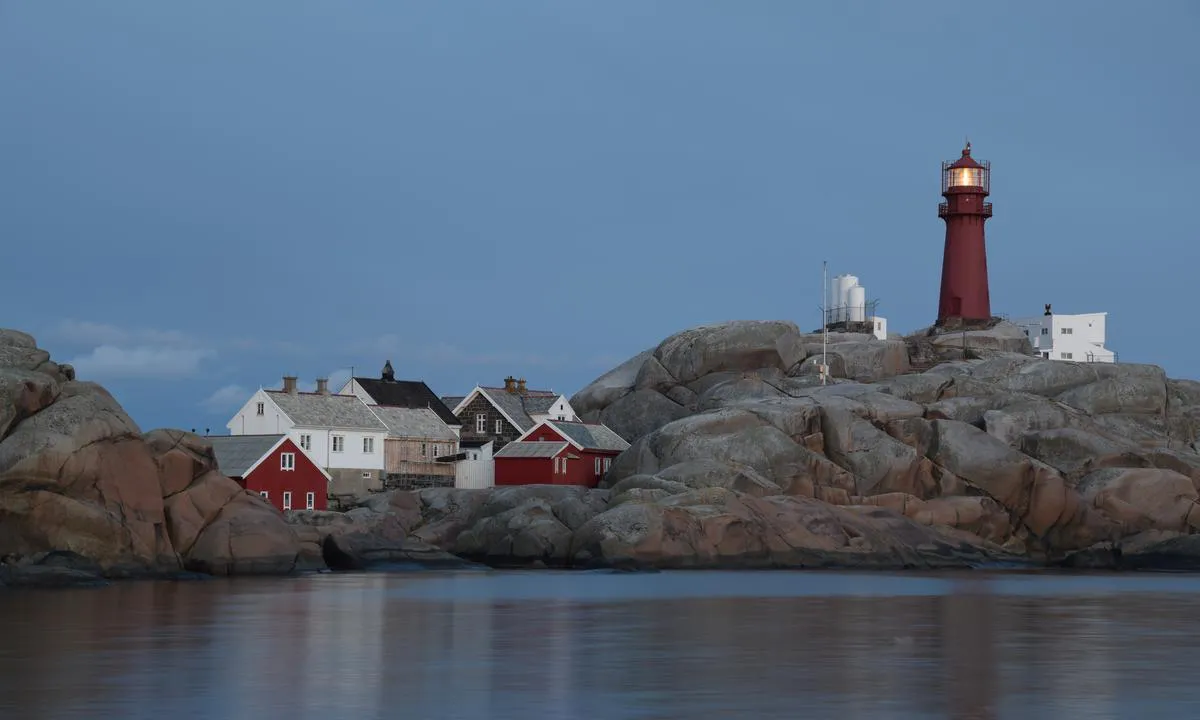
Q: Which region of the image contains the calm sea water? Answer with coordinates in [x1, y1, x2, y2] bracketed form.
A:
[2, 569, 1200, 719]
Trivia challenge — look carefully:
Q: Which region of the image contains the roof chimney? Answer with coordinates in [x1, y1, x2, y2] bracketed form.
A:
[282, 376, 298, 394]
[517, 377, 527, 395]
[315, 378, 329, 395]
[504, 376, 517, 393]
[382, 360, 395, 382]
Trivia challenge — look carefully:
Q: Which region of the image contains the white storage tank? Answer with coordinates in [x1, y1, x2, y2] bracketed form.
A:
[835, 274, 857, 323]
[848, 285, 867, 322]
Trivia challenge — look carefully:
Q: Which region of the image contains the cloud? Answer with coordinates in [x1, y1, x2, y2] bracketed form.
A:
[69, 345, 215, 379]
[363, 336, 567, 369]
[51, 320, 193, 348]
[52, 319, 215, 380]
[201, 384, 249, 413]
[299, 368, 353, 393]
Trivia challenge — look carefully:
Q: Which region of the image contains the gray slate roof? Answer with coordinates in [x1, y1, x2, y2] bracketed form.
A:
[478, 387, 560, 432]
[371, 406, 457, 441]
[267, 391, 387, 431]
[208, 434, 285, 477]
[552, 421, 630, 452]
[441, 396, 466, 411]
[494, 441, 568, 458]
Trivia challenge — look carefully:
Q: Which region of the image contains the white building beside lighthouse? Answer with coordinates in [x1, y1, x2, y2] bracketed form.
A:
[826, 273, 887, 340]
[1012, 305, 1115, 363]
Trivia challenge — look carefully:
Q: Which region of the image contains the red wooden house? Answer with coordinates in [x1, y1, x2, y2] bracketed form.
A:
[208, 434, 330, 512]
[493, 420, 630, 487]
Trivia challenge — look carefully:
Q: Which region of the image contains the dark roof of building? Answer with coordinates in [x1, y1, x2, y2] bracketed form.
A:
[353, 377, 461, 426]
[460, 438, 492, 448]
[550, 421, 630, 452]
[441, 395, 466, 411]
[208, 434, 285, 477]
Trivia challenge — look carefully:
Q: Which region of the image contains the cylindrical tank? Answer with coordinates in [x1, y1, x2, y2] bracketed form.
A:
[848, 285, 866, 322]
[836, 275, 858, 322]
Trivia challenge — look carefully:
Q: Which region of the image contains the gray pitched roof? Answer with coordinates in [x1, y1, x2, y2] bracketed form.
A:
[371, 406, 457, 441]
[478, 387, 560, 432]
[494, 440, 568, 458]
[208, 435, 284, 477]
[441, 396, 466, 411]
[267, 391, 387, 431]
[552, 421, 630, 452]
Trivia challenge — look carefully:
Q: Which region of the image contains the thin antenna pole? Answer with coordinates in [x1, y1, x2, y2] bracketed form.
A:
[822, 260, 828, 386]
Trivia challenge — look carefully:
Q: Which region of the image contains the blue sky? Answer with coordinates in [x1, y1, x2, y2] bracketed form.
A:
[2, 1, 1197, 432]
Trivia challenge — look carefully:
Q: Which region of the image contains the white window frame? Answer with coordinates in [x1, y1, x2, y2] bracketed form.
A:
[475, 413, 486, 433]
[282, 491, 292, 510]
[432, 444, 439, 458]
[1061, 327, 1073, 335]
[260, 490, 269, 500]
[594, 457, 602, 474]
[306, 491, 315, 510]
[603, 457, 612, 472]
[1041, 328, 1048, 335]
[256, 402, 265, 416]
[280, 452, 296, 471]
[495, 419, 503, 434]
[299, 434, 311, 451]
[361, 471, 371, 479]
[363, 437, 374, 453]
[560, 456, 567, 474]
[332, 435, 344, 453]
[1062, 352, 1074, 359]
[554, 457, 561, 474]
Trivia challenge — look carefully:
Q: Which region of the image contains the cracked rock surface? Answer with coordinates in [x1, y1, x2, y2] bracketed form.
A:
[0, 329, 304, 586]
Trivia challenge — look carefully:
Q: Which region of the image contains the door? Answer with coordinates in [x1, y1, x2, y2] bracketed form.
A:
[282, 491, 292, 510]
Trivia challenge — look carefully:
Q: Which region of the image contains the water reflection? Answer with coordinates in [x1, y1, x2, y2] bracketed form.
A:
[2, 571, 1200, 719]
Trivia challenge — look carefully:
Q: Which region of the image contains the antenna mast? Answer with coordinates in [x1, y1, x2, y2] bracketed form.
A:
[821, 260, 828, 385]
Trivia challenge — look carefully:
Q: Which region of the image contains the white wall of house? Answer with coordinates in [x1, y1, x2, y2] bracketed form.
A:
[294, 428, 388, 471]
[227, 389, 295, 436]
[868, 315, 888, 341]
[337, 379, 375, 405]
[530, 395, 577, 424]
[1014, 312, 1115, 363]
[456, 441, 495, 489]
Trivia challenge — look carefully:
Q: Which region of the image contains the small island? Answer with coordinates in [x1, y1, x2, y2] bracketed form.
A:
[4, 314, 1200, 587]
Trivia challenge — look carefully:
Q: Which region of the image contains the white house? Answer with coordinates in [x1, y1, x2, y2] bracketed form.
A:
[226, 375, 390, 497]
[455, 439, 495, 489]
[1013, 306, 1115, 363]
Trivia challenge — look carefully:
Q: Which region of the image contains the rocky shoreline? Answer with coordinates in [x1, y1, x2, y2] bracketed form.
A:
[7, 319, 1200, 589]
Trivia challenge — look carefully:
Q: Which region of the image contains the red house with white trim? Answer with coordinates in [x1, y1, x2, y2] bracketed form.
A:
[493, 420, 630, 487]
[208, 434, 330, 512]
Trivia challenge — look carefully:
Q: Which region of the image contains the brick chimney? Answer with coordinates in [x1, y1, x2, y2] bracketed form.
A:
[517, 378, 527, 394]
[315, 378, 329, 395]
[282, 375, 298, 394]
[503, 376, 517, 393]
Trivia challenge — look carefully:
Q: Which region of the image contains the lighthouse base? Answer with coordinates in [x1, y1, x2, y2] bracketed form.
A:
[932, 315, 1003, 333]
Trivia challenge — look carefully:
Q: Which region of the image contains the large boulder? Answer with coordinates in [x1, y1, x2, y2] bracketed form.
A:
[0, 329, 306, 581]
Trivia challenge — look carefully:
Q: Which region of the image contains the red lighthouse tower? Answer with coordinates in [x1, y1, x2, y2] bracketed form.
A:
[936, 142, 993, 326]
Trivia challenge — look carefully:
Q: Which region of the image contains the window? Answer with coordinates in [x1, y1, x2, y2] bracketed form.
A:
[363, 437, 374, 453]
[256, 402, 265, 416]
[361, 471, 371, 479]
[299, 434, 311, 451]
[1061, 327, 1074, 335]
[1041, 328, 1048, 335]
[282, 491, 292, 510]
[1061, 352, 1074, 359]
[421, 442, 427, 456]
[475, 414, 486, 433]
[1042, 352, 1050, 359]
[432, 445, 440, 458]
[306, 491, 315, 510]
[260, 491, 269, 500]
[595, 457, 602, 474]
[332, 435, 344, 452]
[1023, 329, 1029, 336]
[280, 452, 295, 471]
[560, 456, 567, 474]
[603, 458, 612, 472]
[558, 415, 565, 421]
[554, 457, 561, 474]
[495, 419, 503, 434]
